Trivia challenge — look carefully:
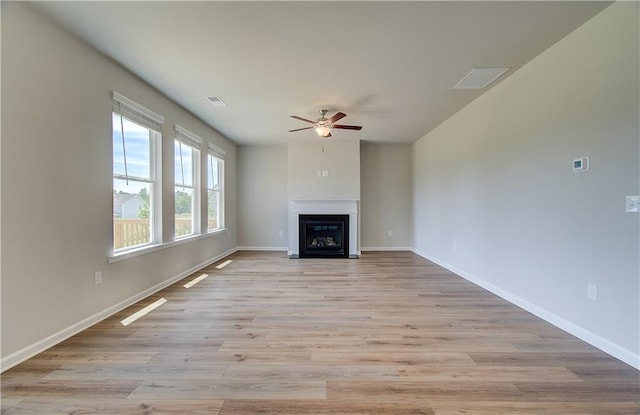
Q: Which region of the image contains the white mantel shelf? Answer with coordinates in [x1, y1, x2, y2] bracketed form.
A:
[289, 199, 360, 258]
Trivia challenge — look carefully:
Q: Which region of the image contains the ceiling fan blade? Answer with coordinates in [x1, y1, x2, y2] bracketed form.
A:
[333, 124, 362, 130]
[328, 112, 347, 123]
[288, 126, 314, 132]
[290, 115, 316, 124]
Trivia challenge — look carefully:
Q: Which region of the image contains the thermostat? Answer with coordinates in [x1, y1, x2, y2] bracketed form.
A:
[573, 156, 589, 172]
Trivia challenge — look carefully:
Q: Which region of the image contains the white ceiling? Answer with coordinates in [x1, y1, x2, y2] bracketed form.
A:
[30, 1, 611, 146]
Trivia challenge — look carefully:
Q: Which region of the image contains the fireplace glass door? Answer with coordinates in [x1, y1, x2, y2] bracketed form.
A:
[298, 214, 349, 258]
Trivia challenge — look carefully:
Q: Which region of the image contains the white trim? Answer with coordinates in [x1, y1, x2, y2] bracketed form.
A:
[207, 227, 226, 235]
[207, 142, 227, 159]
[289, 199, 360, 258]
[173, 136, 201, 237]
[236, 246, 288, 252]
[112, 91, 164, 123]
[111, 91, 164, 131]
[206, 154, 225, 232]
[1, 247, 238, 373]
[361, 246, 413, 252]
[174, 124, 203, 147]
[411, 248, 640, 370]
[109, 229, 227, 263]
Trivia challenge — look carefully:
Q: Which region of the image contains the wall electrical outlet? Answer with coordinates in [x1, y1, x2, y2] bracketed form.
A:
[587, 283, 597, 301]
[94, 271, 102, 285]
[387, 230, 393, 237]
[279, 230, 284, 237]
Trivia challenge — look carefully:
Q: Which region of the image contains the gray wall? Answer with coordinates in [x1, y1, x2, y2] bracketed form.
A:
[2, 3, 238, 362]
[412, 2, 639, 365]
[288, 138, 360, 200]
[237, 142, 413, 250]
[361, 142, 412, 249]
[237, 145, 288, 249]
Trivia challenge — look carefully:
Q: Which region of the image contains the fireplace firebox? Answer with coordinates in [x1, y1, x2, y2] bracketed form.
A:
[298, 214, 349, 258]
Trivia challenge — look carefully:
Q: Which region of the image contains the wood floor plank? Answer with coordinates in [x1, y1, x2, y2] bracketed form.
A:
[2, 251, 638, 414]
[41, 364, 227, 381]
[513, 381, 640, 402]
[128, 379, 326, 400]
[219, 399, 436, 415]
[1, 379, 142, 399]
[222, 362, 582, 383]
[430, 400, 640, 415]
[223, 363, 409, 381]
[30, 350, 159, 366]
[310, 351, 475, 365]
[468, 351, 630, 367]
[0, 398, 225, 415]
[147, 350, 312, 365]
[327, 380, 523, 401]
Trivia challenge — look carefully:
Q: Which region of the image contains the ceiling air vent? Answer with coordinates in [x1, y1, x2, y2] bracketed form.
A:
[453, 67, 510, 90]
[207, 96, 227, 107]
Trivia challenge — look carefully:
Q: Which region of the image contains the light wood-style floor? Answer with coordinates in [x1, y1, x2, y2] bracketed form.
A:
[2, 251, 638, 414]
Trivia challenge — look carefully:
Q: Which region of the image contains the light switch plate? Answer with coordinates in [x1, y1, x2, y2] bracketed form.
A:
[626, 195, 640, 213]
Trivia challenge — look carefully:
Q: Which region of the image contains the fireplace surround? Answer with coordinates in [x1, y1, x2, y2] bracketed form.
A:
[288, 200, 359, 258]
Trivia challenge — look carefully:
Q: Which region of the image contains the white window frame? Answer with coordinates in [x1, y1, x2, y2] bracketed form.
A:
[207, 143, 226, 232]
[111, 92, 164, 255]
[174, 125, 202, 240]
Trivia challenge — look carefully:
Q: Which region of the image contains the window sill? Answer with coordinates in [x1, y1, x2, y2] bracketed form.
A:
[108, 228, 228, 263]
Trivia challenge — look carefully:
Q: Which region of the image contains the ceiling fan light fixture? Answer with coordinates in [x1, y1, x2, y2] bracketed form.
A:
[289, 109, 360, 137]
[315, 125, 332, 137]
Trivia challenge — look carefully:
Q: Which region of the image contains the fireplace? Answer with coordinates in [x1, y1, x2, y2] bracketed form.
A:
[289, 200, 359, 258]
[298, 214, 349, 258]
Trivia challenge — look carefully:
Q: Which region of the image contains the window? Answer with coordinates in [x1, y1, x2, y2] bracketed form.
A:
[207, 144, 225, 231]
[112, 92, 164, 253]
[174, 125, 201, 239]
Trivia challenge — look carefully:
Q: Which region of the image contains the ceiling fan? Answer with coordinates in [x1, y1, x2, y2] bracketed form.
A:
[289, 109, 362, 138]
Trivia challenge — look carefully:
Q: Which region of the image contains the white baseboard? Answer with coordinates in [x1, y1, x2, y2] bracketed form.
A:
[1, 247, 238, 373]
[361, 246, 413, 252]
[411, 248, 640, 370]
[236, 246, 288, 252]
